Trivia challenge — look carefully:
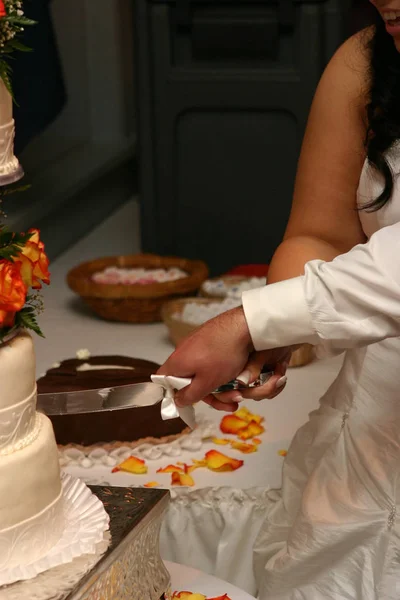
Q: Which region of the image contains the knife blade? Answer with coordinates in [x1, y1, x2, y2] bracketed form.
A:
[37, 382, 165, 415]
[37, 367, 273, 416]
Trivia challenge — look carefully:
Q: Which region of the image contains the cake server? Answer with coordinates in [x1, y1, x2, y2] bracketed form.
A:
[37, 367, 273, 430]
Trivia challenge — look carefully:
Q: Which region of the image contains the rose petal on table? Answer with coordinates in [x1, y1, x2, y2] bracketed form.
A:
[220, 414, 248, 434]
[171, 471, 195, 487]
[156, 464, 185, 474]
[144, 481, 160, 488]
[208, 595, 232, 600]
[192, 458, 208, 467]
[204, 449, 243, 472]
[253, 438, 262, 445]
[238, 421, 265, 440]
[172, 593, 206, 600]
[278, 449, 288, 457]
[234, 406, 264, 425]
[211, 437, 231, 445]
[111, 455, 148, 474]
[230, 441, 258, 454]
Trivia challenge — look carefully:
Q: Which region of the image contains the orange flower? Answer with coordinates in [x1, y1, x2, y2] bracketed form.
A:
[0, 2, 6, 18]
[171, 471, 195, 487]
[234, 406, 264, 425]
[204, 450, 243, 472]
[172, 593, 206, 600]
[230, 441, 258, 454]
[238, 421, 265, 440]
[0, 260, 27, 327]
[172, 592, 231, 600]
[157, 464, 185, 474]
[211, 438, 231, 445]
[220, 414, 248, 435]
[16, 229, 50, 290]
[112, 456, 148, 474]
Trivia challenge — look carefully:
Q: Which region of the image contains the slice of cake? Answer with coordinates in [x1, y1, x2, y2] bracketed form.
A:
[37, 355, 188, 447]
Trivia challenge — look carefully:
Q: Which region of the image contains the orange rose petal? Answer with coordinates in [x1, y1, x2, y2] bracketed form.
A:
[234, 406, 263, 425]
[156, 464, 185, 474]
[230, 441, 258, 454]
[253, 438, 262, 445]
[212, 437, 231, 445]
[144, 481, 160, 488]
[172, 593, 206, 600]
[208, 595, 232, 600]
[238, 421, 265, 440]
[278, 449, 288, 457]
[112, 456, 147, 474]
[171, 472, 195, 487]
[192, 459, 207, 467]
[220, 414, 248, 434]
[205, 449, 243, 472]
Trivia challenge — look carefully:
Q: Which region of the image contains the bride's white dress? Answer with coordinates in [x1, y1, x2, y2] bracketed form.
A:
[252, 156, 400, 599]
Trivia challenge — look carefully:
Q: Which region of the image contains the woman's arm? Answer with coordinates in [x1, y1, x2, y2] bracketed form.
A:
[243, 220, 400, 354]
[267, 32, 369, 284]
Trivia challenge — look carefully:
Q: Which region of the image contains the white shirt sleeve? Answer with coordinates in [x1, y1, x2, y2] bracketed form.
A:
[242, 222, 400, 355]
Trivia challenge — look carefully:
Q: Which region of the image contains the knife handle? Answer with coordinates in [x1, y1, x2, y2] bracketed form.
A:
[213, 365, 274, 394]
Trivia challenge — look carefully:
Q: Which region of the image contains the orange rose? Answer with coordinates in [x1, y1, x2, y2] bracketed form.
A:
[0, 2, 6, 18]
[17, 229, 50, 290]
[0, 260, 27, 327]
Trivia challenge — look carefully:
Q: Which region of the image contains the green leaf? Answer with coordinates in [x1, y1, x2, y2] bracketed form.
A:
[8, 40, 32, 52]
[0, 60, 13, 97]
[15, 307, 44, 337]
[5, 16, 37, 26]
[0, 229, 33, 260]
[0, 184, 31, 197]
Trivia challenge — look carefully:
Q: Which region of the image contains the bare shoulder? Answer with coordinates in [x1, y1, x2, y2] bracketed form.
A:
[325, 28, 372, 104]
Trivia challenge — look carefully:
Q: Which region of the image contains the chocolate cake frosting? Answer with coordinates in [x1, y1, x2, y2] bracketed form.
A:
[37, 355, 187, 446]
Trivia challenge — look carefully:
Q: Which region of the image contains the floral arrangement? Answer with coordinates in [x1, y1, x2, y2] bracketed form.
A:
[0, 0, 34, 95]
[0, 226, 50, 340]
[0, 0, 46, 342]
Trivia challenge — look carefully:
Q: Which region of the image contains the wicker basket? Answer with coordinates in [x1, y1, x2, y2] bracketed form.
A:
[67, 254, 209, 323]
[162, 297, 314, 367]
[199, 275, 248, 299]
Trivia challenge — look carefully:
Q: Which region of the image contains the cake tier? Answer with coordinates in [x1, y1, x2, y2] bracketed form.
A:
[0, 387, 37, 453]
[0, 413, 62, 531]
[0, 330, 36, 410]
[37, 356, 187, 445]
[0, 79, 23, 185]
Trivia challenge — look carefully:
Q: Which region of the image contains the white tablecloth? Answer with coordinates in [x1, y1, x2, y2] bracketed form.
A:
[166, 560, 256, 599]
[35, 202, 344, 597]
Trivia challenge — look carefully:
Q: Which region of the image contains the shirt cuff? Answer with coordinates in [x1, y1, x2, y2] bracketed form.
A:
[242, 277, 319, 351]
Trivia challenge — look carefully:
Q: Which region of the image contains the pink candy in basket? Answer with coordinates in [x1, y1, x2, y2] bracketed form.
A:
[92, 266, 188, 285]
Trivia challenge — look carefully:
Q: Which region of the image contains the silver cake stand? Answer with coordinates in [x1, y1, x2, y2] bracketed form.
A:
[1, 487, 171, 600]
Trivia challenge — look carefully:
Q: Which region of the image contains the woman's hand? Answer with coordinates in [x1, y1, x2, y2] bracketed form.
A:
[157, 307, 292, 411]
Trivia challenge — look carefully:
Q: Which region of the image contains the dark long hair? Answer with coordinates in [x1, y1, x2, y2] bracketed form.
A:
[365, 14, 400, 211]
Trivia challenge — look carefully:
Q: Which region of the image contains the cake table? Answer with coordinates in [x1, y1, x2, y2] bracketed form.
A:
[0, 487, 170, 600]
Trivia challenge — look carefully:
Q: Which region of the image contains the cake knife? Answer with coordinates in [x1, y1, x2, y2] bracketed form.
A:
[37, 367, 273, 430]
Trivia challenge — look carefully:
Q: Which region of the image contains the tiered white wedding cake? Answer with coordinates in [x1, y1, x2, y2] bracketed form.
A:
[0, 330, 64, 570]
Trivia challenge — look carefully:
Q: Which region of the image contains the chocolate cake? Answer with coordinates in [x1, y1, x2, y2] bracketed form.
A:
[37, 355, 187, 446]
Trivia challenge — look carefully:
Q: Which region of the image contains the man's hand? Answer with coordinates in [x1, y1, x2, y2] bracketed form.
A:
[157, 307, 291, 411]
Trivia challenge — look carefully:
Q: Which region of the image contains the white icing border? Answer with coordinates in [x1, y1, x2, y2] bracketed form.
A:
[59, 418, 218, 469]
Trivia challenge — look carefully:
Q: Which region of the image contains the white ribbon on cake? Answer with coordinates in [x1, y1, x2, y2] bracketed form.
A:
[150, 375, 196, 430]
